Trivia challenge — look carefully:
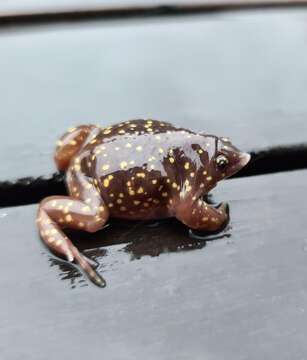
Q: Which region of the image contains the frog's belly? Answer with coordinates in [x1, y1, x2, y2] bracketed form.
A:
[109, 204, 171, 220]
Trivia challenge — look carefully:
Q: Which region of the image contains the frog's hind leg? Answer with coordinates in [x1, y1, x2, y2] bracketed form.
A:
[37, 172, 109, 287]
[54, 125, 99, 171]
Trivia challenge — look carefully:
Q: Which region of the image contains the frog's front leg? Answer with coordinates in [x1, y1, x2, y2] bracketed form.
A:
[37, 170, 109, 287]
[175, 196, 229, 232]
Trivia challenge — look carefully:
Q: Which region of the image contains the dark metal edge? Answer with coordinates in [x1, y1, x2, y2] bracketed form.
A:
[1, 2, 307, 29]
[1, 143, 306, 207]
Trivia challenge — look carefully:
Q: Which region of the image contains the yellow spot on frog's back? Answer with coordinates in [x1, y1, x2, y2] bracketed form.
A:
[198, 149, 204, 154]
[136, 172, 145, 178]
[133, 200, 141, 205]
[158, 148, 164, 154]
[103, 129, 111, 135]
[120, 206, 127, 212]
[184, 162, 190, 170]
[118, 129, 125, 134]
[101, 164, 110, 171]
[65, 214, 73, 222]
[129, 188, 135, 196]
[116, 199, 123, 204]
[119, 193, 124, 198]
[206, 176, 213, 182]
[169, 157, 175, 164]
[162, 192, 168, 197]
[152, 179, 158, 184]
[202, 217, 209, 222]
[137, 187, 144, 194]
[120, 161, 128, 169]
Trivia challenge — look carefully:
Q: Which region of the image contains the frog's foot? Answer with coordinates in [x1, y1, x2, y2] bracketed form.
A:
[37, 208, 106, 287]
[175, 198, 229, 233]
[70, 245, 106, 288]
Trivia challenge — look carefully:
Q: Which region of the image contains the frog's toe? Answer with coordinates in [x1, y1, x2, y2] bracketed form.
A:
[91, 273, 106, 288]
[216, 202, 229, 217]
[72, 248, 106, 288]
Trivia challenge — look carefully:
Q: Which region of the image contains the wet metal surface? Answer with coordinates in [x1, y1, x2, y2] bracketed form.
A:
[1, 10, 307, 180]
[49, 218, 230, 288]
[2, 170, 307, 359]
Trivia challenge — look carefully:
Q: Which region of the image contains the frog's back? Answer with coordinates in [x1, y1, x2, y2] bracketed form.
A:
[70, 119, 198, 219]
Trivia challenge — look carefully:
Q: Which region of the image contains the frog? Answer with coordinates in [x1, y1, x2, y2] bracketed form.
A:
[37, 119, 250, 287]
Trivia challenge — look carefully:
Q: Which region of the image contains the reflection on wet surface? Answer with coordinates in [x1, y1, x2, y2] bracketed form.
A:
[48, 217, 231, 288]
[48, 257, 87, 288]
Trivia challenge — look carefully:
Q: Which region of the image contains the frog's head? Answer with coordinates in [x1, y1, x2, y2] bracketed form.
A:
[213, 137, 250, 181]
[187, 135, 250, 233]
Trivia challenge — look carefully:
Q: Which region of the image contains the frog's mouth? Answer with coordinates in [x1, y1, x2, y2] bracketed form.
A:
[197, 152, 251, 230]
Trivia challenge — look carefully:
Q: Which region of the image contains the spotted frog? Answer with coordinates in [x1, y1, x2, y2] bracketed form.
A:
[37, 119, 250, 287]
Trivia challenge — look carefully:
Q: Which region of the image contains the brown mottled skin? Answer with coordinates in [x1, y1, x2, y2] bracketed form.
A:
[37, 119, 250, 287]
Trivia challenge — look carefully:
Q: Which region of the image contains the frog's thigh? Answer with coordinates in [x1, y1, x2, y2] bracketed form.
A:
[65, 168, 109, 232]
[175, 198, 228, 232]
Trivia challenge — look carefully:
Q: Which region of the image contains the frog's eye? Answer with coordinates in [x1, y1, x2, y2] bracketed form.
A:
[215, 154, 229, 169]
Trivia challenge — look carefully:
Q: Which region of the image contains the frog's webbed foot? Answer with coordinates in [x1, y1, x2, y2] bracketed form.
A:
[175, 197, 230, 232]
